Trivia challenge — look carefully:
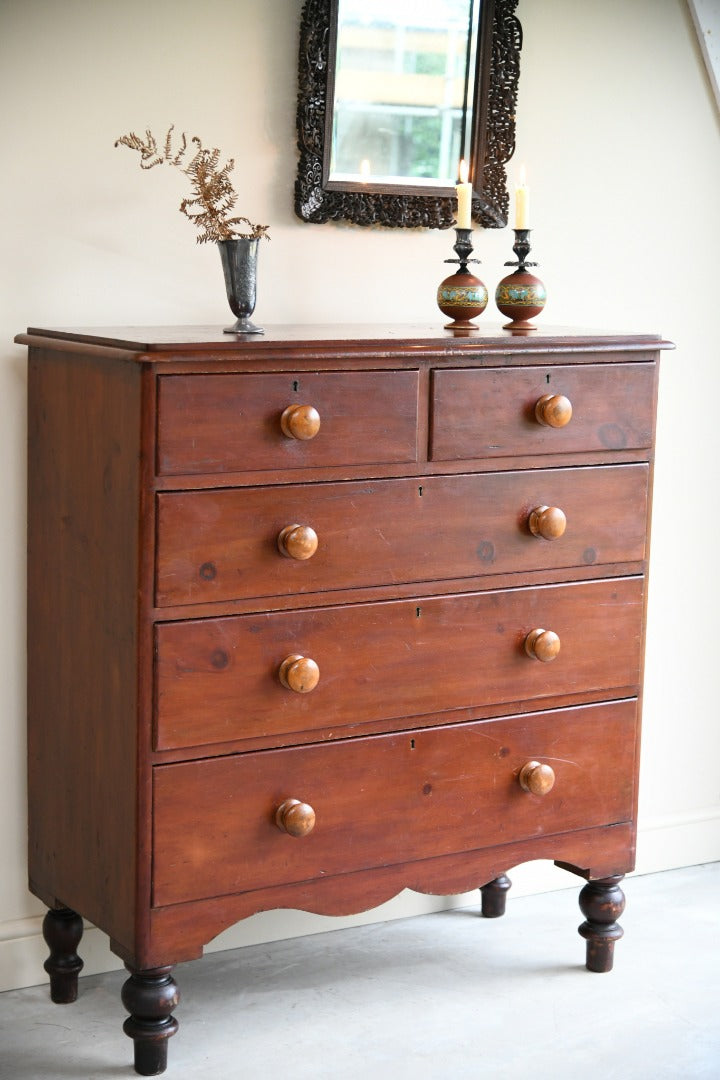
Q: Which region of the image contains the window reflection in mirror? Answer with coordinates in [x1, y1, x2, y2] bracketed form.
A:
[328, 0, 479, 188]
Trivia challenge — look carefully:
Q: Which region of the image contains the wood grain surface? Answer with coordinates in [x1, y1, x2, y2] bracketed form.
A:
[154, 577, 644, 750]
[156, 370, 419, 475]
[431, 363, 656, 460]
[155, 465, 648, 606]
[152, 700, 637, 907]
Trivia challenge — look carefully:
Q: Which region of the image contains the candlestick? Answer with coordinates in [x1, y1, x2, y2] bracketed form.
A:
[495, 229, 546, 331]
[515, 165, 530, 229]
[456, 159, 472, 230]
[437, 228, 488, 330]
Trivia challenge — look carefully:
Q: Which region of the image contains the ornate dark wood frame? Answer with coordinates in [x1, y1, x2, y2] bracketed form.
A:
[295, 0, 522, 229]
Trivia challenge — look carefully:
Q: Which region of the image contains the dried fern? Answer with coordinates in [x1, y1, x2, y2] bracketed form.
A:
[115, 126, 269, 244]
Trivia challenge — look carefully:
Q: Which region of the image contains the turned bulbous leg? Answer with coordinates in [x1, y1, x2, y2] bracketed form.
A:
[42, 907, 84, 1003]
[480, 874, 512, 918]
[578, 875, 626, 972]
[121, 966, 180, 1076]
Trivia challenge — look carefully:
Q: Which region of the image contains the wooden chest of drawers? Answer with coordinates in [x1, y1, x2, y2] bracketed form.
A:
[20, 324, 669, 1075]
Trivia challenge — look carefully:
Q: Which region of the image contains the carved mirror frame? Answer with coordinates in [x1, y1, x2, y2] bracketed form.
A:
[295, 0, 522, 229]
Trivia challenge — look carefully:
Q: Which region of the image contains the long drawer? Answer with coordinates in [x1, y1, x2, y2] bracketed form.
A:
[155, 465, 649, 607]
[152, 700, 637, 907]
[154, 577, 644, 750]
[156, 370, 419, 475]
[431, 363, 656, 461]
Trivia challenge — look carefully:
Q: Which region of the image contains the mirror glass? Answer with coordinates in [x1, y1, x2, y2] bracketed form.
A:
[295, 0, 522, 229]
[328, 0, 478, 188]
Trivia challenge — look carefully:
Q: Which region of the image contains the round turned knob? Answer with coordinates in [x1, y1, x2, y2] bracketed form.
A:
[280, 404, 321, 441]
[535, 393, 572, 428]
[518, 760, 556, 796]
[528, 504, 567, 540]
[275, 798, 316, 837]
[524, 628, 561, 662]
[278, 654, 320, 693]
[277, 524, 319, 561]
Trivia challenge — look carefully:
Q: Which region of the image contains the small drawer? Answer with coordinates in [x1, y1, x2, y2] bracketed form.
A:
[430, 363, 656, 461]
[152, 699, 637, 907]
[156, 370, 418, 475]
[155, 465, 649, 607]
[154, 577, 644, 750]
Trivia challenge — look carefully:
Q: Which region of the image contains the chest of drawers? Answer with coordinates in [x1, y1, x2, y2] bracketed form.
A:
[20, 324, 669, 1075]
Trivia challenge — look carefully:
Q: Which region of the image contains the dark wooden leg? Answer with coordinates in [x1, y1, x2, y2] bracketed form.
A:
[42, 907, 84, 1003]
[578, 875, 625, 972]
[122, 966, 179, 1076]
[480, 874, 512, 917]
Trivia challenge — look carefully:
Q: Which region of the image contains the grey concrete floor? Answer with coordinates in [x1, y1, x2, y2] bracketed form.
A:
[1, 863, 718, 1080]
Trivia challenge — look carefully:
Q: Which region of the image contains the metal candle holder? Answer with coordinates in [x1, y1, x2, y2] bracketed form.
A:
[495, 228, 547, 331]
[436, 228, 488, 330]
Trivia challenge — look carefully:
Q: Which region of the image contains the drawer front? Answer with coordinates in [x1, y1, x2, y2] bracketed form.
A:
[155, 465, 648, 607]
[152, 700, 637, 907]
[154, 577, 644, 750]
[431, 363, 656, 461]
[156, 370, 419, 475]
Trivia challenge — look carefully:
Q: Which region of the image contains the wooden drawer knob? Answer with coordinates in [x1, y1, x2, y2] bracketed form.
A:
[277, 524, 319, 560]
[280, 404, 321, 440]
[535, 393, 572, 428]
[518, 760, 556, 796]
[275, 798, 316, 837]
[278, 654, 320, 693]
[528, 504, 566, 540]
[524, 628, 561, 662]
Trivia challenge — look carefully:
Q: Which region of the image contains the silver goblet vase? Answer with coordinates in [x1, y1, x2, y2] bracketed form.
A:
[218, 237, 264, 334]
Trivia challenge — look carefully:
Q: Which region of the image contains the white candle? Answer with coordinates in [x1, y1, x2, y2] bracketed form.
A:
[515, 165, 530, 228]
[456, 159, 472, 229]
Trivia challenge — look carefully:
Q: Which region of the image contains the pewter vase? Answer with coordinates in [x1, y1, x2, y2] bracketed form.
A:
[218, 237, 264, 334]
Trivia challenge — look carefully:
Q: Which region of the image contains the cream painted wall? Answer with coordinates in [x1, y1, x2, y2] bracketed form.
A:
[1, 0, 718, 993]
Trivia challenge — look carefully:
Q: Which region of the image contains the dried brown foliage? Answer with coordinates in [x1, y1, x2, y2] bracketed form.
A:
[115, 126, 269, 244]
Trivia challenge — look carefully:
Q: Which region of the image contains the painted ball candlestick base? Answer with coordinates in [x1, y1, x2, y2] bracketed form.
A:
[496, 228, 547, 330]
[437, 228, 488, 330]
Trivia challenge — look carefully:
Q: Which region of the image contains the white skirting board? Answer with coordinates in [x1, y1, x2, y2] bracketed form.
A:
[2, 810, 719, 994]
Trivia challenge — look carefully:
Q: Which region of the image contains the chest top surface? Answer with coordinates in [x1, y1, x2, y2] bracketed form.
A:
[17, 322, 672, 360]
